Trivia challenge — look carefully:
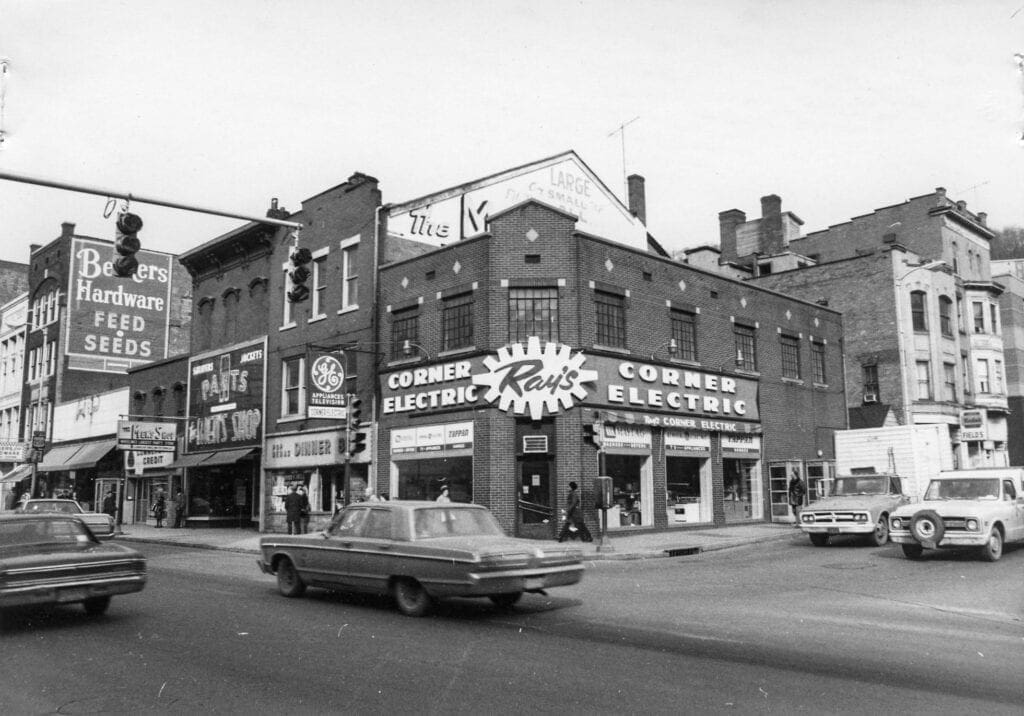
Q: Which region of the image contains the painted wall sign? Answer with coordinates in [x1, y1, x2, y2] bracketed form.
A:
[0, 440, 29, 461]
[116, 420, 177, 451]
[65, 238, 174, 373]
[264, 429, 346, 469]
[387, 154, 647, 250]
[186, 338, 266, 452]
[307, 351, 347, 419]
[52, 388, 128, 441]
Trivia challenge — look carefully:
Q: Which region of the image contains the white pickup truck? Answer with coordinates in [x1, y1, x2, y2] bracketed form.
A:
[889, 468, 1024, 562]
[799, 474, 909, 547]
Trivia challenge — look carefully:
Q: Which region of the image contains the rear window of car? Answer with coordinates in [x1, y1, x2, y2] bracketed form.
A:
[412, 508, 503, 539]
[0, 519, 92, 547]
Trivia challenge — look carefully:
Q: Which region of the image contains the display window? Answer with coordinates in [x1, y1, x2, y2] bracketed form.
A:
[723, 458, 762, 522]
[603, 453, 653, 529]
[666, 456, 711, 525]
[394, 457, 472, 502]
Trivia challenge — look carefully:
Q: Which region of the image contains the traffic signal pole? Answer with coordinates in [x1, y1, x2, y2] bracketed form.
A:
[0, 171, 304, 230]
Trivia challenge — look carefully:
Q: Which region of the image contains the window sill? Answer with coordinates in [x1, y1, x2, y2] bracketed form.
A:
[734, 368, 760, 377]
[276, 415, 305, 425]
[387, 356, 425, 367]
[279, 322, 297, 332]
[438, 346, 476, 358]
[592, 344, 630, 355]
[337, 305, 360, 316]
[668, 357, 701, 368]
[308, 314, 327, 324]
[781, 377, 805, 386]
[812, 382, 829, 390]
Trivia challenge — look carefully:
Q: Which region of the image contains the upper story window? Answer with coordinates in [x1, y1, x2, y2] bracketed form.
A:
[975, 358, 990, 393]
[862, 364, 879, 399]
[992, 359, 1003, 394]
[942, 362, 957, 401]
[734, 323, 758, 372]
[916, 360, 932, 400]
[990, 303, 1000, 335]
[594, 290, 626, 348]
[31, 289, 59, 330]
[310, 248, 329, 321]
[442, 292, 474, 352]
[281, 356, 305, 418]
[509, 287, 559, 343]
[670, 310, 698, 362]
[391, 307, 420, 360]
[910, 291, 927, 332]
[339, 235, 359, 313]
[938, 296, 953, 337]
[780, 334, 801, 379]
[972, 301, 985, 333]
[811, 340, 826, 384]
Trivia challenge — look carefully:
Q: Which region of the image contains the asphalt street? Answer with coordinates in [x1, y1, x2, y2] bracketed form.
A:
[2, 534, 1022, 715]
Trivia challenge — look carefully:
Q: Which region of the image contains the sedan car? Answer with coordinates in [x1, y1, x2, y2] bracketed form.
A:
[258, 500, 585, 616]
[0, 514, 147, 615]
[17, 499, 116, 539]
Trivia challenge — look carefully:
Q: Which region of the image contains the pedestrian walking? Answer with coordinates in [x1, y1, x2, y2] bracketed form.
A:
[297, 486, 311, 534]
[102, 489, 117, 517]
[788, 469, 806, 526]
[558, 481, 593, 542]
[283, 485, 303, 535]
[4, 486, 17, 511]
[173, 490, 186, 528]
[152, 488, 167, 528]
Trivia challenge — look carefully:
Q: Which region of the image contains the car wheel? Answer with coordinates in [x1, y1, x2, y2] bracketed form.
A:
[909, 510, 944, 545]
[867, 515, 889, 547]
[809, 533, 829, 547]
[393, 578, 433, 617]
[83, 596, 111, 616]
[901, 543, 924, 560]
[489, 592, 523, 609]
[979, 527, 1003, 562]
[275, 557, 306, 598]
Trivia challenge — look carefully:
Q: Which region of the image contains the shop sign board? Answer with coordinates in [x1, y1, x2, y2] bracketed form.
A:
[959, 409, 987, 441]
[125, 449, 175, 475]
[390, 422, 474, 455]
[664, 430, 711, 452]
[0, 440, 29, 461]
[307, 351, 347, 419]
[264, 429, 346, 469]
[186, 338, 266, 453]
[117, 420, 177, 451]
[65, 237, 175, 373]
[381, 340, 760, 425]
[601, 424, 652, 450]
[387, 153, 647, 251]
[53, 388, 128, 441]
[721, 433, 762, 455]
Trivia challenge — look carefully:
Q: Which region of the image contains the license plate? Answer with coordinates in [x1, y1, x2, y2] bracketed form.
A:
[56, 587, 90, 603]
[524, 578, 544, 590]
[827, 528, 840, 535]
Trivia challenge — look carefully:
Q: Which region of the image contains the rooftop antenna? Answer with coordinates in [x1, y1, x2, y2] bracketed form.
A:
[607, 116, 640, 199]
[954, 180, 990, 207]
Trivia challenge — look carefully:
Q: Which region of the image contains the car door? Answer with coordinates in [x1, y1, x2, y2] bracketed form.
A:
[1003, 479, 1024, 542]
[339, 507, 396, 595]
[309, 506, 369, 587]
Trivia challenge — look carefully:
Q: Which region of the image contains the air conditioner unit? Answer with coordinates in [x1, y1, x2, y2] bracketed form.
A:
[863, 392, 878, 404]
[522, 435, 549, 454]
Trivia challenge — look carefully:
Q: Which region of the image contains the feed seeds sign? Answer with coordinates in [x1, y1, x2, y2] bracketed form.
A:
[66, 238, 174, 373]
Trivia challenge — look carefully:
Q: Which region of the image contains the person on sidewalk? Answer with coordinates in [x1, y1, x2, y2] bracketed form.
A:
[173, 490, 186, 528]
[102, 489, 117, 518]
[558, 481, 593, 542]
[152, 488, 167, 528]
[283, 485, 303, 535]
[788, 469, 806, 527]
[297, 486, 311, 534]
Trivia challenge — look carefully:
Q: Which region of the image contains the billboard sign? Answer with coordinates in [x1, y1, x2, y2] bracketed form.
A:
[117, 420, 177, 451]
[186, 338, 266, 453]
[66, 237, 174, 373]
[307, 350, 347, 419]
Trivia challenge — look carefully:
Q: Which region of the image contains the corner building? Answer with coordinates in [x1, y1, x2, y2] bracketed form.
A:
[376, 199, 846, 538]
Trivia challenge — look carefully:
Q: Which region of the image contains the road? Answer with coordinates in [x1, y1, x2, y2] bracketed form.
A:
[2, 533, 1022, 714]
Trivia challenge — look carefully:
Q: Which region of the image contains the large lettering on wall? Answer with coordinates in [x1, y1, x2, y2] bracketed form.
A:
[65, 238, 174, 373]
[186, 339, 266, 452]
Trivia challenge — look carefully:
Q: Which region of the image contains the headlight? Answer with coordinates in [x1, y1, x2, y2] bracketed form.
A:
[891, 517, 903, 529]
[801, 514, 814, 523]
[965, 518, 979, 531]
[855, 514, 868, 523]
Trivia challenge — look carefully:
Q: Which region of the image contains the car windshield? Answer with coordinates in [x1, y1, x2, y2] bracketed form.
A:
[832, 477, 887, 496]
[412, 507, 505, 540]
[0, 519, 94, 547]
[23, 500, 80, 514]
[923, 478, 1000, 501]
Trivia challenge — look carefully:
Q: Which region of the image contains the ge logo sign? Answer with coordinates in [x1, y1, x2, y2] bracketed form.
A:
[310, 355, 345, 393]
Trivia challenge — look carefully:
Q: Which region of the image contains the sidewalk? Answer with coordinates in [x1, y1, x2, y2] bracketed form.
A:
[114, 521, 798, 560]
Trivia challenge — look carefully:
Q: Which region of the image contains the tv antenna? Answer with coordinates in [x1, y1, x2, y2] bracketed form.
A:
[608, 116, 640, 198]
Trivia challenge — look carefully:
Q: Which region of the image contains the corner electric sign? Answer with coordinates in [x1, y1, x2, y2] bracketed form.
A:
[65, 238, 174, 373]
[380, 338, 759, 424]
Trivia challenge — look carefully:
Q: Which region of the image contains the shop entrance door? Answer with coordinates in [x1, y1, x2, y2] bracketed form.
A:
[517, 457, 554, 539]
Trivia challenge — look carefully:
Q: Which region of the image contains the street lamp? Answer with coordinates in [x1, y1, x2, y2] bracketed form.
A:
[402, 339, 430, 359]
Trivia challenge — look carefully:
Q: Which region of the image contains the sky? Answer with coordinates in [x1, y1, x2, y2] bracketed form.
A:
[1, 0, 1023, 266]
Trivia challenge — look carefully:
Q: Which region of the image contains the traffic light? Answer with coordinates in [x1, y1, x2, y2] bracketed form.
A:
[346, 394, 366, 458]
[583, 422, 604, 448]
[113, 211, 143, 278]
[287, 246, 313, 303]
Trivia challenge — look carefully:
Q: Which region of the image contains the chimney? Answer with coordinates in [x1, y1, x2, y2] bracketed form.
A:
[977, 211, 987, 226]
[760, 194, 784, 254]
[627, 174, 646, 224]
[61, 222, 75, 239]
[956, 200, 966, 212]
[718, 209, 746, 264]
[266, 198, 290, 220]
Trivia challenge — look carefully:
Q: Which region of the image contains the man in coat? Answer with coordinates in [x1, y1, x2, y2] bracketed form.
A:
[788, 469, 807, 526]
[283, 485, 303, 535]
[558, 481, 593, 542]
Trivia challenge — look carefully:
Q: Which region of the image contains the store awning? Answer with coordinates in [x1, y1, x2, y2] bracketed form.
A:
[0, 464, 33, 483]
[198, 448, 255, 466]
[36, 444, 87, 473]
[63, 440, 118, 471]
[166, 453, 211, 469]
[167, 449, 254, 469]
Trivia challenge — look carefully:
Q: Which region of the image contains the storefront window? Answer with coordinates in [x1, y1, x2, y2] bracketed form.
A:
[604, 454, 648, 528]
[395, 457, 472, 502]
[666, 456, 709, 525]
[723, 458, 760, 522]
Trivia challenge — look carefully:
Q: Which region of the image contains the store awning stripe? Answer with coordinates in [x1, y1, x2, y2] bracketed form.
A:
[62, 440, 118, 471]
[166, 453, 212, 469]
[0, 464, 33, 483]
[36, 444, 89, 472]
[200, 448, 255, 466]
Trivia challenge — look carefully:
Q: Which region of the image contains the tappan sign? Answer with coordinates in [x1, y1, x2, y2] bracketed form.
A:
[65, 238, 174, 373]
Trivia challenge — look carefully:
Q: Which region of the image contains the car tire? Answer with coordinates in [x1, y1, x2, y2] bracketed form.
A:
[489, 592, 523, 609]
[901, 543, 924, 560]
[979, 527, 1003, 562]
[393, 578, 433, 617]
[909, 510, 944, 545]
[867, 515, 889, 547]
[275, 557, 306, 598]
[83, 596, 111, 616]
[809, 533, 829, 547]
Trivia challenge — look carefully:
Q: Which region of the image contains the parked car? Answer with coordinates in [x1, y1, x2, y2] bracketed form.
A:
[16, 499, 116, 539]
[889, 468, 1024, 562]
[258, 500, 585, 616]
[799, 474, 909, 547]
[0, 514, 147, 615]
